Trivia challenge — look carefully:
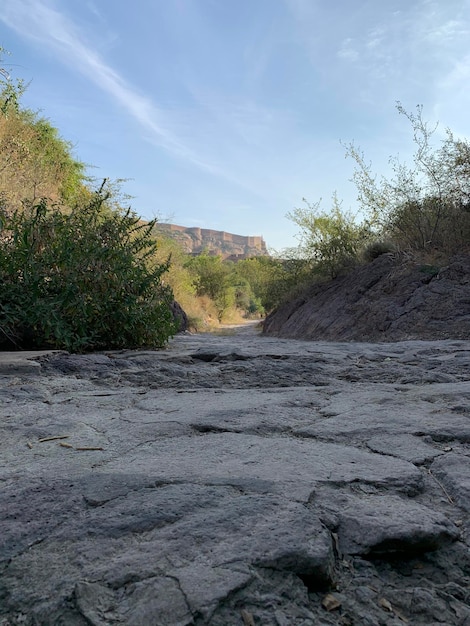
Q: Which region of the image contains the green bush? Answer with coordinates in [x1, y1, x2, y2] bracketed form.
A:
[419, 264, 440, 277]
[0, 189, 177, 351]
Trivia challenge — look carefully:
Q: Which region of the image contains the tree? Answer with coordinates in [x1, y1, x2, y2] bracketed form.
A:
[185, 253, 229, 300]
[234, 255, 303, 313]
[185, 253, 236, 321]
[344, 103, 470, 253]
[0, 52, 86, 212]
[287, 194, 371, 278]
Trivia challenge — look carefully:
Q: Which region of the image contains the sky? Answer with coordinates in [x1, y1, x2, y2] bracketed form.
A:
[1, 0, 470, 251]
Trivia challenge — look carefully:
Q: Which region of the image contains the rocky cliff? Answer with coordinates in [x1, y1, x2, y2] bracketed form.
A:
[263, 253, 470, 341]
[155, 223, 268, 259]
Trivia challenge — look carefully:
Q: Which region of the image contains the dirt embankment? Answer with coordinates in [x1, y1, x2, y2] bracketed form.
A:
[263, 253, 470, 341]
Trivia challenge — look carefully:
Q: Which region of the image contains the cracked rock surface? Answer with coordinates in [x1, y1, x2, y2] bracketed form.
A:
[1, 325, 469, 625]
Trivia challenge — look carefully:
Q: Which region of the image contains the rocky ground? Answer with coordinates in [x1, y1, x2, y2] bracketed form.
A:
[1, 324, 470, 625]
[263, 253, 470, 342]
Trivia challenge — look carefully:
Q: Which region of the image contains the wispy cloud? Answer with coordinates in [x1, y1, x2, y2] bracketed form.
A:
[85, 1, 105, 22]
[337, 38, 359, 62]
[0, 0, 232, 178]
[285, 0, 470, 114]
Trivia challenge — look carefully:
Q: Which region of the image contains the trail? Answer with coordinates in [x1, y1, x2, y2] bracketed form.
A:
[1, 330, 469, 625]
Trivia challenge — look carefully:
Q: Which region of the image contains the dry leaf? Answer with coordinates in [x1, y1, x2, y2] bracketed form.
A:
[241, 609, 255, 626]
[379, 597, 393, 612]
[322, 593, 342, 611]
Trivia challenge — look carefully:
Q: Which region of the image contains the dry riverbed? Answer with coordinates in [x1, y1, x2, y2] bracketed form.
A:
[1, 324, 469, 625]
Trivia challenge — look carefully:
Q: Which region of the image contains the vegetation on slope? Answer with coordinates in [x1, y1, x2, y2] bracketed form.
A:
[286, 103, 470, 285]
[0, 56, 176, 351]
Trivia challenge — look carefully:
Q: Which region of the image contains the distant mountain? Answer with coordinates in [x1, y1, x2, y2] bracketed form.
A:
[155, 223, 269, 260]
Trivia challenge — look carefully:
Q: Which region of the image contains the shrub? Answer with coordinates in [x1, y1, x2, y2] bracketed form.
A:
[345, 103, 470, 254]
[0, 188, 176, 351]
[362, 239, 396, 262]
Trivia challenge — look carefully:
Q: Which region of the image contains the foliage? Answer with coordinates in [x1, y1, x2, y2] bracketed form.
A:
[233, 256, 276, 311]
[185, 253, 238, 322]
[178, 251, 284, 322]
[287, 194, 371, 278]
[0, 77, 86, 212]
[0, 48, 26, 115]
[0, 52, 178, 352]
[151, 230, 196, 300]
[280, 103, 470, 310]
[0, 187, 176, 351]
[234, 255, 310, 312]
[345, 103, 470, 253]
[185, 253, 229, 300]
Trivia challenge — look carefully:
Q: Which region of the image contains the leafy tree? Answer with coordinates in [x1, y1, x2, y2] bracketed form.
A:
[185, 253, 228, 299]
[152, 232, 195, 297]
[0, 52, 176, 350]
[185, 253, 236, 321]
[0, 48, 27, 115]
[229, 274, 264, 317]
[287, 194, 371, 278]
[234, 255, 304, 312]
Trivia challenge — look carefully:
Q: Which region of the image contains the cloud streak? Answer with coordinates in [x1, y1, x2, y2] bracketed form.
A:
[0, 0, 320, 208]
[0, 0, 231, 177]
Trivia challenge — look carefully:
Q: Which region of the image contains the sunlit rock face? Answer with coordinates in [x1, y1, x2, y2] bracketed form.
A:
[156, 222, 269, 259]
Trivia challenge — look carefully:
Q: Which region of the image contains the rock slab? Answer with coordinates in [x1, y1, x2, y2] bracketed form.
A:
[263, 253, 470, 342]
[1, 329, 469, 625]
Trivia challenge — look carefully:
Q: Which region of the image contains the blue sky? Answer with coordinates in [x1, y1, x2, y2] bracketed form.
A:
[1, 0, 470, 251]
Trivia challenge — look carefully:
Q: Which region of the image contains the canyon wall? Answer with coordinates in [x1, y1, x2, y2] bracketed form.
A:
[155, 223, 268, 259]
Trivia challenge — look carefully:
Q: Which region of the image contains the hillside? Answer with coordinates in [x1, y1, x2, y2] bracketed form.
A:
[155, 223, 268, 259]
[263, 253, 470, 341]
